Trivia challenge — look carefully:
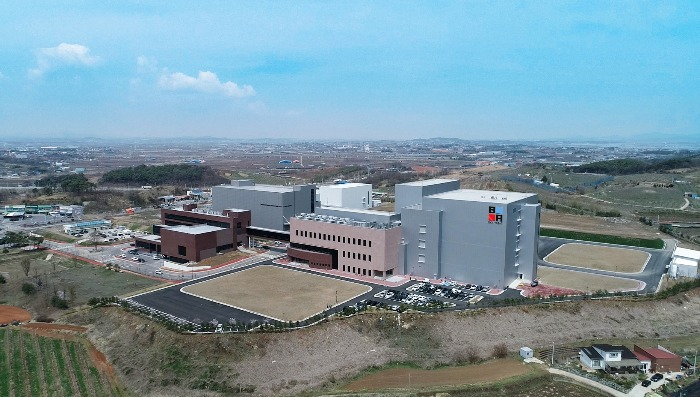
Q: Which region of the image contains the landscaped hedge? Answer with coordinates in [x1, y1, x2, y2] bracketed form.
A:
[540, 228, 664, 249]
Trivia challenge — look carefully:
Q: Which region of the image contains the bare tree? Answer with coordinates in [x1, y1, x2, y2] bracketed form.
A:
[21, 258, 31, 278]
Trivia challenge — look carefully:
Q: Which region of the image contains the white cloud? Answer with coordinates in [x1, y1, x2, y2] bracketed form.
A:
[158, 70, 255, 98]
[29, 43, 101, 79]
[136, 56, 158, 74]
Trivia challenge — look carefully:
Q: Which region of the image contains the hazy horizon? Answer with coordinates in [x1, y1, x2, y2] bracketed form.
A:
[1, 2, 698, 141]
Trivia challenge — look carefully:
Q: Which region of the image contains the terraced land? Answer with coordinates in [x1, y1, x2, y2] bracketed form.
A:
[0, 328, 121, 397]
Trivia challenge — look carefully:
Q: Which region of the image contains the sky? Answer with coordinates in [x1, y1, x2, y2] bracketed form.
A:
[0, 1, 699, 141]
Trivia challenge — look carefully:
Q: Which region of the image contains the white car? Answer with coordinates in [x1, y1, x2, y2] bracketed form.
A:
[154, 269, 163, 275]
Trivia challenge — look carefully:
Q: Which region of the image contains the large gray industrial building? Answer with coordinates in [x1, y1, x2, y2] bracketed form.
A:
[211, 178, 539, 288]
[398, 180, 540, 288]
[211, 180, 315, 231]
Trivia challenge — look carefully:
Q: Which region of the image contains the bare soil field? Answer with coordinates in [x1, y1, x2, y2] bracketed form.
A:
[537, 267, 642, 293]
[545, 243, 649, 273]
[344, 359, 530, 391]
[0, 305, 32, 323]
[182, 265, 371, 321]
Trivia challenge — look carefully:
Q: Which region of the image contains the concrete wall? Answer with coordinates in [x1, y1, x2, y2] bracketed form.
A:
[290, 217, 401, 276]
[401, 207, 442, 278]
[319, 183, 372, 209]
[400, 190, 539, 288]
[394, 179, 459, 214]
[315, 207, 400, 224]
[212, 183, 315, 231]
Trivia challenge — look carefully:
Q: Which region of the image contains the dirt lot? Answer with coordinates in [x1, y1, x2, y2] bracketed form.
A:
[537, 267, 642, 293]
[344, 359, 530, 391]
[182, 265, 371, 321]
[0, 305, 32, 323]
[545, 243, 649, 273]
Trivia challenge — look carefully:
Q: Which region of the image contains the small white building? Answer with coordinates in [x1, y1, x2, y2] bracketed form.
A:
[519, 347, 533, 359]
[318, 183, 373, 210]
[670, 247, 699, 278]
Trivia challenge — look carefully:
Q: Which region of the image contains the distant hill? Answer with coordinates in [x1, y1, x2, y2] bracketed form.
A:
[100, 164, 228, 186]
[575, 155, 700, 175]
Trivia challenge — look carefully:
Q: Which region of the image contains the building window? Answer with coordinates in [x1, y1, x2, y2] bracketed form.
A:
[295, 230, 299, 236]
[418, 254, 425, 263]
[342, 251, 345, 258]
[343, 236, 346, 243]
[352, 252, 356, 259]
[419, 225, 427, 234]
[418, 239, 426, 249]
[353, 238, 356, 245]
[369, 241, 372, 247]
[178, 245, 187, 256]
[363, 239, 367, 246]
[368, 255, 372, 262]
[362, 254, 366, 261]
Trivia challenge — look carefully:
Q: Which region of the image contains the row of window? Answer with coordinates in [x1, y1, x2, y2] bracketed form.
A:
[295, 229, 372, 247]
[343, 265, 369, 276]
[341, 250, 372, 262]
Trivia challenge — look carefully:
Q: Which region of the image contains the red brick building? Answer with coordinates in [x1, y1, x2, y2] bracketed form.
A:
[633, 345, 682, 373]
[135, 205, 251, 263]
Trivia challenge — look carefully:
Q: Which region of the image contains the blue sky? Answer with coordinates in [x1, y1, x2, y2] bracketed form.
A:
[0, 1, 698, 141]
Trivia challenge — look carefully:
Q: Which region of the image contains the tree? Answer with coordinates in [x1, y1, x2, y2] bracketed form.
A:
[21, 258, 31, 278]
[541, 175, 548, 184]
[492, 342, 508, 358]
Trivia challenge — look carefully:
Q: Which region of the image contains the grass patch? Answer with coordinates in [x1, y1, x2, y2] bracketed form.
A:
[38, 337, 58, 395]
[11, 331, 25, 395]
[22, 331, 42, 396]
[68, 342, 90, 396]
[0, 329, 9, 397]
[53, 339, 75, 395]
[540, 228, 664, 249]
[36, 230, 77, 243]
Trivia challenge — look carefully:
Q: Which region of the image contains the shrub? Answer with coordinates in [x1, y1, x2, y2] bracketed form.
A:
[0, 274, 6, 284]
[2, 248, 8, 253]
[492, 342, 508, 358]
[51, 295, 69, 309]
[21, 282, 36, 294]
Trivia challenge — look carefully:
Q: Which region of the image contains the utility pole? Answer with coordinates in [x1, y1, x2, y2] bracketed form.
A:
[552, 343, 555, 365]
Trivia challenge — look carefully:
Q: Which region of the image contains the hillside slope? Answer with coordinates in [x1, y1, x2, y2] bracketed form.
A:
[68, 290, 700, 396]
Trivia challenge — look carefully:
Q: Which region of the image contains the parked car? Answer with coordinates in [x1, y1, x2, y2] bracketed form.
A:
[650, 373, 664, 382]
[154, 269, 163, 275]
[119, 253, 126, 258]
[641, 380, 651, 387]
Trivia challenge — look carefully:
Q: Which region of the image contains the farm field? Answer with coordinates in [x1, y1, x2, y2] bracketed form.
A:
[545, 243, 649, 273]
[343, 359, 530, 391]
[0, 328, 121, 397]
[537, 267, 642, 293]
[182, 265, 371, 321]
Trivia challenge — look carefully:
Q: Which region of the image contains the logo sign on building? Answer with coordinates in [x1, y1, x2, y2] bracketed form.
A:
[488, 206, 503, 224]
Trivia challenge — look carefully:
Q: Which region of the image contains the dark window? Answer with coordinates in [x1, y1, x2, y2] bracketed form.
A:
[362, 254, 366, 261]
[178, 245, 186, 256]
[295, 230, 299, 236]
[368, 255, 372, 262]
[369, 241, 372, 247]
[353, 238, 356, 245]
[363, 239, 367, 246]
[236, 222, 242, 229]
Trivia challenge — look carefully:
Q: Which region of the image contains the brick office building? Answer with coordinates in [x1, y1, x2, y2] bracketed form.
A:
[135, 205, 251, 263]
[288, 213, 402, 277]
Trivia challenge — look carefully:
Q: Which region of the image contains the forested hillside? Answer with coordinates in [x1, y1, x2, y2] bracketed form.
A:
[576, 155, 700, 175]
[100, 164, 228, 186]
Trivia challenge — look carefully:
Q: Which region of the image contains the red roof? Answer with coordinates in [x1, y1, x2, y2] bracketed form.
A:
[642, 347, 679, 360]
[633, 351, 652, 361]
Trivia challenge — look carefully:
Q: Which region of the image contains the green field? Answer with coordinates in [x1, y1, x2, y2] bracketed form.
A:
[0, 249, 164, 312]
[0, 328, 122, 397]
[540, 228, 665, 249]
